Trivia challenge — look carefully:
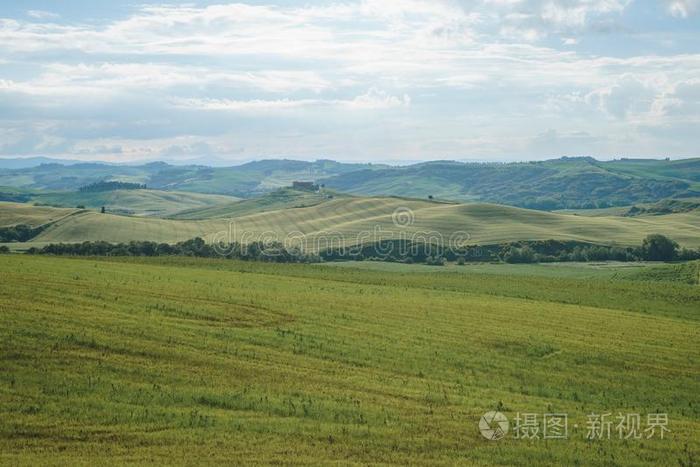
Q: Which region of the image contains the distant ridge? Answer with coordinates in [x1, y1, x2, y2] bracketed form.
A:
[0, 157, 87, 169]
[1, 157, 698, 210]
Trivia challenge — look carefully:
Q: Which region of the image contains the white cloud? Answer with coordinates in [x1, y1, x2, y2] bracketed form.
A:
[530, 128, 602, 153]
[666, 0, 699, 17]
[0, 1, 698, 160]
[171, 88, 411, 112]
[0, 63, 335, 100]
[472, 0, 632, 40]
[587, 75, 658, 119]
[0, 1, 680, 96]
[27, 10, 60, 20]
[652, 78, 700, 118]
[345, 88, 411, 109]
[172, 97, 315, 111]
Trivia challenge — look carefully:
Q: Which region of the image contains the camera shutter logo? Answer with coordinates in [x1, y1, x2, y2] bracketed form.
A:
[479, 411, 509, 441]
[391, 207, 415, 228]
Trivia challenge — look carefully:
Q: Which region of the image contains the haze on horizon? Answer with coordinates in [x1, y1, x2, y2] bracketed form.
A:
[0, 0, 698, 164]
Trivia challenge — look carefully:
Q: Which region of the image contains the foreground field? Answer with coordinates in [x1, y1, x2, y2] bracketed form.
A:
[0, 256, 698, 465]
[326, 259, 700, 284]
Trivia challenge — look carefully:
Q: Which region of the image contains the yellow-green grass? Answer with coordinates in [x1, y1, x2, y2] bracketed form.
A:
[0, 255, 698, 465]
[2, 197, 700, 249]
[31, 189, 239, 217]
[169, 188, 345, 220]
[30, 210, 230, 244]
[558, 198, 700, 218]
[325, 259, 700, 282]
[556, 206, 634, 217]
[0, 202, 79, 228]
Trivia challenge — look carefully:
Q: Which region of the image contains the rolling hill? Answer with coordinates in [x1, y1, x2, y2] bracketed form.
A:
[559, 198, 700, 217]
[2, 191, 699, 249]
[0, 159, 379, 197]
[1, 157, 699, 210]
[0, 203, 79, 228]
[169, 187, 346, 220]
[321, 157, 700, 209]
[30, 189, 239, 217]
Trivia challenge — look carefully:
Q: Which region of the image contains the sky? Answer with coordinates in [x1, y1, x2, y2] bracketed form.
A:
[0, 0, 698, 164]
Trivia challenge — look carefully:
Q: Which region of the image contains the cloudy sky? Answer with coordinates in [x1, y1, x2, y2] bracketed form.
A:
[0, 0, 698, 163]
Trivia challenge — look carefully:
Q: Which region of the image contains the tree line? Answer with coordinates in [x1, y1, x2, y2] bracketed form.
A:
[0, 224, 45, 243]
[500, 235, 697, 263]
[321, 235, 699, 264]
[79, 181, 146, 192]
[9, 234, 698, 265]
[22, 238, 321, 263]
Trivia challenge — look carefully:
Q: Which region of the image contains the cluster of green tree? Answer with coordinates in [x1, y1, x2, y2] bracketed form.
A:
[320, 239, 575, 264]
[0, 192, 31, 203]
[0, 224, 44, 242]
[25, 237, 322, 263]
[79, 181, 146, 192]
[322, 236, 699, 265]
[624, 199, 700, 217]
[499, 235, 699, 263]
[321, 240, 453, 264]
[520, 197, 615, 210]
[14, 234, 698, 266]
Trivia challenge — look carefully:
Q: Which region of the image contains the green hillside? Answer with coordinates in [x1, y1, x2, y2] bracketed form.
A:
[0, 202, 80, 228]
[558, 198, 700, 217]
[2, 194, 699, 249]
[321, 157, 700, 210]
[620, 260, 700, 284]
[30, 189, 238, 217]
[0, 159, 379, 196]
[170, 187, 344, 220]
[0, 186, 34, 203]
[601, 158, 700, 187]
[0, 162, 153, 191]
[1, 157, 699, 210]
[328, 259, 700, 284]
[0, 255, 698, 464]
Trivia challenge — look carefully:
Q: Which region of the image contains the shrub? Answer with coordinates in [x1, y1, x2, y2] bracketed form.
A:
[502, 246, 536, 264]
[641, 234, 679, 261]
[425, 256, 446, 266]
[0, 224, 44, 243]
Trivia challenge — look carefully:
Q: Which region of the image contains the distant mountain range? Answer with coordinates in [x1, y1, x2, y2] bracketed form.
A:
[1, 157, 699, 210]
[0, 157, 89, 169]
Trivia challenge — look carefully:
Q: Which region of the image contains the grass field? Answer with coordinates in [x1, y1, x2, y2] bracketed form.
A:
[325, 259, 700, 283]
[169, 188, 345, 220]
[30, 190, 239, 217]
[0, 203, 79, 228]
[0, 255, 698, 465]
[2, 195, 700, 249]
